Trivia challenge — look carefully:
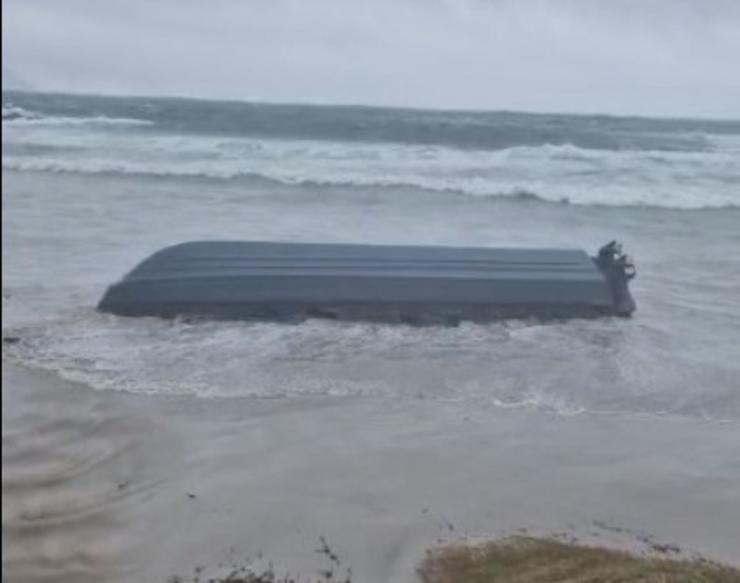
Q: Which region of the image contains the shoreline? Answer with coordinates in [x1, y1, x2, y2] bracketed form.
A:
[4, 361, 740, 582]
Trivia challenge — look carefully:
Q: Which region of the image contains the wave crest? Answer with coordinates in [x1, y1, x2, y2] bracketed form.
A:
[2, 104, 43, 121]
[3, 122, 739, 209]
[3, 155, 737, 210]
[2, 106, 153, 127]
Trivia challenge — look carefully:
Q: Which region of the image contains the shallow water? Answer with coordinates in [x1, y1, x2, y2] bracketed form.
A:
[3, 166, 740, 420]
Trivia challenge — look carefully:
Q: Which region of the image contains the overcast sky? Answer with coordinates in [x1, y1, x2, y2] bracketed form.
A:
[3, 0, 739, 118]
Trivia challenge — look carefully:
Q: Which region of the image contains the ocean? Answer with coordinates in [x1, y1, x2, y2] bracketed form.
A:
[2, 91, 740, 581]
[3, 91, 740, 418]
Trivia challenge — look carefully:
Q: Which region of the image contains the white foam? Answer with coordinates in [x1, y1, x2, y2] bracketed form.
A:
[2, 112, 153, 127]
[3, 127, 739, 209]
[2, 105, 43, 121]
[0, 313, 552, 405]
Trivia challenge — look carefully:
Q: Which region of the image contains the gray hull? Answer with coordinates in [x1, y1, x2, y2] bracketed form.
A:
[98, 241, 636, 323]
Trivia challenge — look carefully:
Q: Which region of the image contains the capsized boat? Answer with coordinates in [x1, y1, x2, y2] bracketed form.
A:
[98, 240, 636, 324]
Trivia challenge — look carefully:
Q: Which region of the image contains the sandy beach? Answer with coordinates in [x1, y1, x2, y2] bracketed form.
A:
[4, 361, 739, 582]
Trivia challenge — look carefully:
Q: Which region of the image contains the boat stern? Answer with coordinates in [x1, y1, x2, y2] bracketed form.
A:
[593, 241, 637, 317]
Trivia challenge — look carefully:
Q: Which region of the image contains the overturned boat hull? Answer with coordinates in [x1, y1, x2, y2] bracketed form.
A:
[98, 241, 636, 323]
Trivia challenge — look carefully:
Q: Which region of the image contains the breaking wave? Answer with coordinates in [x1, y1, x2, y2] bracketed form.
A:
[2, 105, 153, 127]
[2, 104, 43, 121]
[3, 139, 738, 209]
[3, 95, 739, 210]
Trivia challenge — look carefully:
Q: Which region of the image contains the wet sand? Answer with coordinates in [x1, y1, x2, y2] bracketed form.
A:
[3, 361, 739, 582]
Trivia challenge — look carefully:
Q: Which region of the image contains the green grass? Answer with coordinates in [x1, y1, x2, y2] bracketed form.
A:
[417, 536, 740, 583]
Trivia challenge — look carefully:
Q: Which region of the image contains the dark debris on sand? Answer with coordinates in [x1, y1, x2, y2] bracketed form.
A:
[167, 538, 351, 583]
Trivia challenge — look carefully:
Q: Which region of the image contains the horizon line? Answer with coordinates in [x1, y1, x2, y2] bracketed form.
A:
[4, 88, 740, 125]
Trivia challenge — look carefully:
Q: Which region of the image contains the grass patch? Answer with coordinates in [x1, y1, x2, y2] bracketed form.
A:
[418, 536, 740, 583]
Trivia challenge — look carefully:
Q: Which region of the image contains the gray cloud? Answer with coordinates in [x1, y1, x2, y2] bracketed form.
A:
[3, 0, 740, 117]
